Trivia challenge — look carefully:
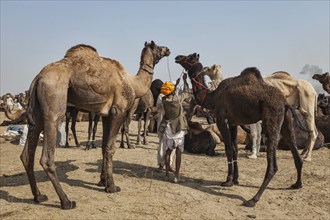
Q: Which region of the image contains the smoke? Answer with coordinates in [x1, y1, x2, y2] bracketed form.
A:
[299, 64, 323, 76]
[299, 64, 324, 94]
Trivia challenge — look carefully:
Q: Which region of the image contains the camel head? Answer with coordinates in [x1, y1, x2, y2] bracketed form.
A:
[312, 72, 329, 80]
[202, 64, 222, 77]
[141, 41, 170, 67]
[175, 53, 200, 72]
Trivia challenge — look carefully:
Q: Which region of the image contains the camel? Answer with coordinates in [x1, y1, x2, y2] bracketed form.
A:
[175, 53, 305, 207]
[65, 106, 100, 150]
[202, 64, 223, 91]
[120, 89, 153, 149]
[21, 41, 170, 209]
[203, 66, 318, 161]
[317, 93, 330, 115]
[313, 72, 330, 94]
[263, 72, 318, 161]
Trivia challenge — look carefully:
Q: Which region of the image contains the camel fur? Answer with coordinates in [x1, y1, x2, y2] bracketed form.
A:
[21, 41, 170, 209]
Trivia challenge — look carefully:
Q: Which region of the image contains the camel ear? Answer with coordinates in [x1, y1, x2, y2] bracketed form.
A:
[150, 41, 156, 49]
[325, 72, 329, 76]
[197, 54, 200, 59]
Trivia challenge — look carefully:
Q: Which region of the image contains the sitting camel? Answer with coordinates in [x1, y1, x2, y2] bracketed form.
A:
[184, 121, 247, 156]
[317, 93, 330, 115]
[202, 64, 223, 91]
[21, 41, 170, 209]
[176, 53, 305, 207]
[313, 72, 330, 94]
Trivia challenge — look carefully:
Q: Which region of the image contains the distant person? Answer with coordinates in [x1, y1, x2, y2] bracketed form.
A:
[6, 95, 14, 112]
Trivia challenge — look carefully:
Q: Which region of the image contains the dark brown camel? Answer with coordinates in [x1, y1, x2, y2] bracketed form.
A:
[21, 41, 170, 209]
[65, 106, 100, 150]
[312, 72, 330, 94]
[119, 89, 153, 148]
[175, 53, 304, 207]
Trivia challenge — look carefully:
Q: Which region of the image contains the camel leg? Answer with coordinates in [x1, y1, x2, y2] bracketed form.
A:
[230, 126, 239, 185]
[217, 120, 234, 187]
[301, 121, 317, 162]
[65, 112, 70, 148]
[143, 111, 150, 145]
[86, 113, 93, 150]
[244, 116, 282, 207]
[40, 118, 76, 209]
[91, 115, 100, 148]
[119, 123, 126, 149]
[136, 114, 142, 145]
[98, 116, 111, 186]
[20, 119, 47, 203]
[103, 110, 125, 193]
[281, 108, 303, 188]
[70, 110, 80, 147]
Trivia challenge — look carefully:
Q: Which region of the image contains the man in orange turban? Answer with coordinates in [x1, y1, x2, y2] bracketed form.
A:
[160, 82, 175, 96]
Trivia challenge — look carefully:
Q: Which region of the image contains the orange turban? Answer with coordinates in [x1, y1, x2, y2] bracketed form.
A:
[161, 82, 175, 95]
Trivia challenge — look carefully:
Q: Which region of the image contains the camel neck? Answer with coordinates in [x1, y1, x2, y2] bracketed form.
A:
[189, 71, 212, 109]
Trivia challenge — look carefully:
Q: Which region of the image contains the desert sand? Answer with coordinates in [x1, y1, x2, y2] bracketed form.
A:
[0, 112, 329, 219]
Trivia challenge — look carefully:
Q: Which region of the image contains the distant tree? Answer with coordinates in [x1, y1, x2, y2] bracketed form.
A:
[300, 64, 323, 94]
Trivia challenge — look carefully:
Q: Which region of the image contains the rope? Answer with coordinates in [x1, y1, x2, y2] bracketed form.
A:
[166, 57, 172, 82]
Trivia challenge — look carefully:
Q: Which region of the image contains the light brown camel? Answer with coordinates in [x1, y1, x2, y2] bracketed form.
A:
[263, 71, 318, 161]
[175, 53, 304, 207]
[204, 66, 318, 161]
[202, 64, 223, 91]
[3, 102, 26, 121]
[21, 41, 170, 209]
[312, 72, 330, 94]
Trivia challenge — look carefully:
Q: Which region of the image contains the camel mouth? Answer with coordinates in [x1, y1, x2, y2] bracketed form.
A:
[175, 55, 185, 63]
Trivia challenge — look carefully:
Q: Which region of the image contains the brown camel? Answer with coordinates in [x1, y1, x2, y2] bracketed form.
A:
[175, 53, 304, 207]
[312, 72, 330, 94]
[120, 89, 153, 149]
[21, 41, 170, 209]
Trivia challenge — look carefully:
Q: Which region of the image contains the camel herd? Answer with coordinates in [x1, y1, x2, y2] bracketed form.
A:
[1, 41, 329, 209]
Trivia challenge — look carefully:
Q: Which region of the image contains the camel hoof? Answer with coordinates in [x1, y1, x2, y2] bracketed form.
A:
[128, 145, 135, 149]
[244, 199, 256, 207]
[61, 201, 76, 210]
[105, 186, 121, 193]
[303, 157, 312, 162]
[233, 180, 239, 185]
[33, 194, 48, 203]
[221, 181, 233, 187]
[97, 180, 106, 187]
[291, 182, 302, 189]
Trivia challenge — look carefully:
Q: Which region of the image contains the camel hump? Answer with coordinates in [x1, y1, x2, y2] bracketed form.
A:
[271, 71, 293, 80]
[240, 67, 263, 79]
[64, 44, 99, 59]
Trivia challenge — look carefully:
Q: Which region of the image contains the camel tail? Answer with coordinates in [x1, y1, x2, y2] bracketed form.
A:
[26, 76, 39, 127]
[285, 105, 309, 132]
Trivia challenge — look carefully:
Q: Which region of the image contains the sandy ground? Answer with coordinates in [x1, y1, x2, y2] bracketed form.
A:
[0, 112, 329, 220]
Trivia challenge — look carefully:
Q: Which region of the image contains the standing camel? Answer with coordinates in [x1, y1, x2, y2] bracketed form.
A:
[65, 106, 100, 149]
[119, 89, 153, 148]
[204, 66, 318, 161]
[312, 72, 330, 94]
[175, 53, 304, 207]
[21, 41, 170, 209]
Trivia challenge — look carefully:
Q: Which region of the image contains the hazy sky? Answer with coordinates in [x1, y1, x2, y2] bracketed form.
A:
[1, 0, 329, 95]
